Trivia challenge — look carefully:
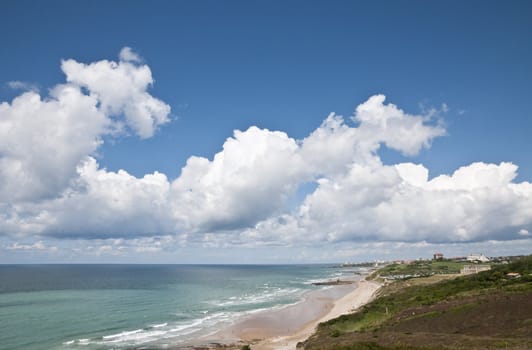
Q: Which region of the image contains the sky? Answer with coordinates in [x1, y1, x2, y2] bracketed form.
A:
[0, 0, 531, 263]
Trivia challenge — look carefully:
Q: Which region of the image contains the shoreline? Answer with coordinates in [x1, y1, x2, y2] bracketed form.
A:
[251, 279, 381, 350]
[196, 276, 381, 350]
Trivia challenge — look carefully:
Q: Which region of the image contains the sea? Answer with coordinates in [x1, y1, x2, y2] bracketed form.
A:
[0, 264, 367, 350]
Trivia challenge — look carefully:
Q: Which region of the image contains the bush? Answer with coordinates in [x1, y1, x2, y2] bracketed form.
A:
[330, 329, 341, 337]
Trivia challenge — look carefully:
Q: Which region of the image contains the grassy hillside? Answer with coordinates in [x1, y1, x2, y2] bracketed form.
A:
[301, 256, 532, 350]
[375, 260, 468, 278]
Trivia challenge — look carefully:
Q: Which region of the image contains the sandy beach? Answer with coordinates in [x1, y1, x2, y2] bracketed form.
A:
[202, 277, 381, 350]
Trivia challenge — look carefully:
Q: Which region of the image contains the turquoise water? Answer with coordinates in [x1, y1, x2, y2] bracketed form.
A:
[0, 264, 362, 349]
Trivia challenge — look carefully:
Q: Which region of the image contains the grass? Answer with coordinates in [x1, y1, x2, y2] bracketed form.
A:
[402, 310, 442, 321]
[375, 260, 468, 279]
[304, 255, 532, 350]
[448, 302, 476, 314]
[314, 343, 432, 350]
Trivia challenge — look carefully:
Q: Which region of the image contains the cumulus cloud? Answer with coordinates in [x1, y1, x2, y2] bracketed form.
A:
[1, 49, 531, 251]
[39, 158, 174, 238]
[301, 113, 379, 175]
[300, 95, 445, 176]
[248, 161, 532, 244]
[62, 52, 170, 138]
[353, 94, 446, 156]
[0, 85, 108, 201]
[0, 48, 170, 203]
[170, 126, 307, 231]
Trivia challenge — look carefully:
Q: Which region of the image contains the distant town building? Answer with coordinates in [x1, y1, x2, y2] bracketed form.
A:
[467, 253, 490, 263]
[433, 253, 444, 260]
[506, 272, 521, 278]
[461, 264, 491, 275]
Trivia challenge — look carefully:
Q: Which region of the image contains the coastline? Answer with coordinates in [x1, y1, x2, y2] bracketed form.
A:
[251, 279, 381, 350]
[197, 276, 381, 350]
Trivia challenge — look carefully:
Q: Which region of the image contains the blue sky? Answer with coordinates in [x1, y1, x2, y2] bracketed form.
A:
[0, 0, 531, 263]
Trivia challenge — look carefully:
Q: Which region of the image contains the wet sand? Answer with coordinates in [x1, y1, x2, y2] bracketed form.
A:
[200, 278, 381, 350]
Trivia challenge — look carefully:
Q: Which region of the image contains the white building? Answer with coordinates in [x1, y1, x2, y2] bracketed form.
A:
[467, 253, 490, 263]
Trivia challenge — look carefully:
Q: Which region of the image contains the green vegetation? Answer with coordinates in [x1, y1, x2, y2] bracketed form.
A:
[375, 260, 468, 279]
[308, 343, 432, 350]
[303, 256, 532, 350]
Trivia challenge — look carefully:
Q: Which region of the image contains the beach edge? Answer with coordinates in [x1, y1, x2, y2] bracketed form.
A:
[250, 278, 382, 350]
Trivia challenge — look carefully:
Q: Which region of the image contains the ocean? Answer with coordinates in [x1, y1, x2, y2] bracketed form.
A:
[0, 264, 365, 350]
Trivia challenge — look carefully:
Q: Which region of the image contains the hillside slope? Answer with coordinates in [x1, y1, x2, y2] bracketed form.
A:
[301, 256, 532, 350]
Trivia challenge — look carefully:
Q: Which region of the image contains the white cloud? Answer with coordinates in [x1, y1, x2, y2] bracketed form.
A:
[0, 86, 108, 201]
[6, 240, 57, 252]
[119, 47, 142, 63]
[395, 163, 429, 187]
[0, 48, 170, 204]
[353, 94, 446, 156]
[170, 126, 307, 231]
[301, 113, 379, 175]
[1, 49, 531, 252]
[6, 80, 39, 92]
[426, 162, 519, 190]
[248, 161, 532, 244]
[28, 157, 174, 238]
[300, 96, 445, 176]
[7, 241, 45, 250]
[62, 51, 170, 138]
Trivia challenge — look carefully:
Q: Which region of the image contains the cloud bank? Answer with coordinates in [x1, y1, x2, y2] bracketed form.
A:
[1, 49, 531, 250]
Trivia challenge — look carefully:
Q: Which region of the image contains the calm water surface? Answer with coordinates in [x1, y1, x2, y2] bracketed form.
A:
[0, 264, 364, 350]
